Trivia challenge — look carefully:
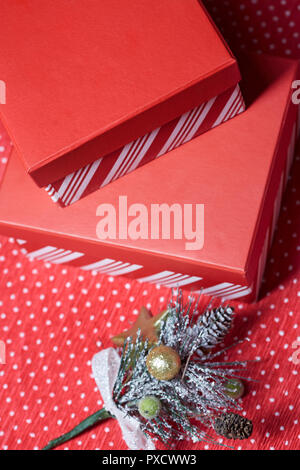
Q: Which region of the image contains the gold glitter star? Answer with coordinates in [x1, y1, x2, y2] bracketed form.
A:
[111, 306, 169, 346]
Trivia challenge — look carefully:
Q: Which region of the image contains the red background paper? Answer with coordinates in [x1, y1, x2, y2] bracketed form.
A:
[0, 0, 299, 450]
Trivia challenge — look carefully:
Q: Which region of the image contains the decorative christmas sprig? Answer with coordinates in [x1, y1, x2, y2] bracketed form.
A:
[42, 291, 254, 450]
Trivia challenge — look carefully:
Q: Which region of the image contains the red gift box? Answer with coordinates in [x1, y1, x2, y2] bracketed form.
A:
[0, 0, 243, 206]
[0, 54, 298, 302]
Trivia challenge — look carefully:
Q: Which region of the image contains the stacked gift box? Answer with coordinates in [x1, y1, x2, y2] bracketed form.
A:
[0, 0, 299, 302]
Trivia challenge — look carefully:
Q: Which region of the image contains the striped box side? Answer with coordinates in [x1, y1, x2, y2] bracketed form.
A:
[46, 84, 245, 207]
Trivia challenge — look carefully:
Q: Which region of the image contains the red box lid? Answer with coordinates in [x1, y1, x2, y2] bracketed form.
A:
[0, 54, 297, 297]
[0, 0, 240, 187]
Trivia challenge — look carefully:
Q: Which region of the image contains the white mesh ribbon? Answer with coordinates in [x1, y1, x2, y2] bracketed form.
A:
[92, 347, 155, 450]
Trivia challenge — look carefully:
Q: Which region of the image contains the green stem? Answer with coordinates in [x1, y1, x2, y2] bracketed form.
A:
[42, 408, 113, 450]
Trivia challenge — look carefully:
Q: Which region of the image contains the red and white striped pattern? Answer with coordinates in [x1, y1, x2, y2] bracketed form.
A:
[81, 258, 143, 276]
[137, 270, 202, 288]
[22, 245, 85, 264]
[12, 239, 271, 301]
[200, 282, 253, 300]
[46, 84, 245, 207]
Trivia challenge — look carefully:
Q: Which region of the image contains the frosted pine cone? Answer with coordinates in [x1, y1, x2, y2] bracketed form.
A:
[197, 306, 234, 350]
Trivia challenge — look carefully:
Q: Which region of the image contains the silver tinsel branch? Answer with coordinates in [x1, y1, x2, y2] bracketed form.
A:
[111, 291, 254, 446]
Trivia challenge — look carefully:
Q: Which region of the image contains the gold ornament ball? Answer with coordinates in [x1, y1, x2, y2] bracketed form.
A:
[146, 345, 181, 381]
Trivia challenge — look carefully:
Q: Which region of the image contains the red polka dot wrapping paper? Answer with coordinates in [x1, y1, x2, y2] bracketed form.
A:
[202, 0, 300, 59]
[0, 1, 300, 451]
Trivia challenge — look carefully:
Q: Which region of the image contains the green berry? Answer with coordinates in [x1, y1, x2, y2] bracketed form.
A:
[224, 379, 245, 399]
[138, 395, 161, 420]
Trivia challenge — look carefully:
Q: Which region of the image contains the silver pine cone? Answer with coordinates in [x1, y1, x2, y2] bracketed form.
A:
[197, 306, 234, 350]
